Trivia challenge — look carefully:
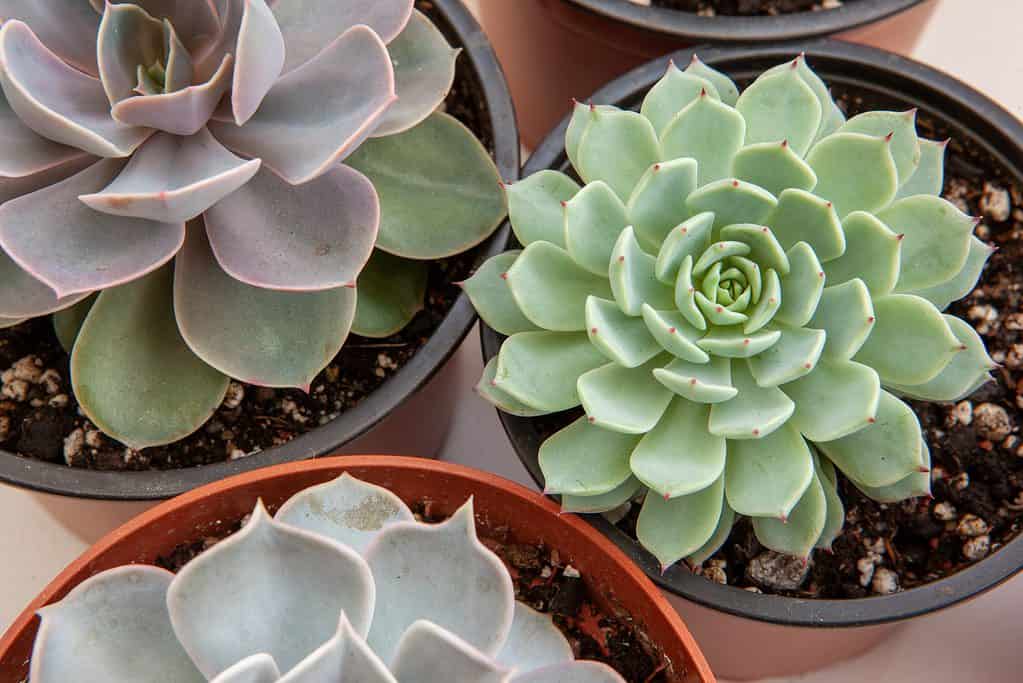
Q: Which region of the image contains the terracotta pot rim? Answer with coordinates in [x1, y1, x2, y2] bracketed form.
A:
[0, 455, 716, 683]
[0, 0, 521, 502]
[567, 0, 925, 42]
[481, 38, 1023, 629]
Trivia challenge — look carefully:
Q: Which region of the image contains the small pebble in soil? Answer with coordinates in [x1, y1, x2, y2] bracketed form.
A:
[871, 567, 900, 595]
[956, 514, 990, 538]
[962, 535, 991, 561]
[973, 402, 1014, 441]
[746, 551, 810, 591]
[702, 559, 728, 585]
[980, 182, 1012, 222]
[934, 501, 958, 521]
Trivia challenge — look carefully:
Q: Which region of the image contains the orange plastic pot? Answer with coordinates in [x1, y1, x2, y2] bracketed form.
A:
[0, 456, 716, 683]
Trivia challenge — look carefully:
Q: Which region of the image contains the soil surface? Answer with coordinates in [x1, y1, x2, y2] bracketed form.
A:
[0, 0, 493, 472]
[155, 503, 673, 683]
[650, 0, 843, 16]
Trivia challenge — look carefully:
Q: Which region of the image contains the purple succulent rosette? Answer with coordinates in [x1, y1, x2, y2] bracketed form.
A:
[0, 1, 505, 448]
[29, 474, 626, 683]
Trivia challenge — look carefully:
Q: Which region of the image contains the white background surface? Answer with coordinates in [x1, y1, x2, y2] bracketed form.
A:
[1, 1, 1021, 681]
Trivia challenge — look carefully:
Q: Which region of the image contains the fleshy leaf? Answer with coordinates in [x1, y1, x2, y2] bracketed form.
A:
[850, 439, 932, 503]
[674, 255, 705, 330]
[631, 399, 726, 498]
[774, 241, 825, 328]
[274, 472, 415, 555]
[0, 21, 151, 157]
[204, 164, 378, 291]
[560, 477, 643, 514]
[476, 357, 549, 418]
[752, 466, 826, 558]
[815, 391, 925, 487]
[719, 224, 790, 275]
[824, 211, 901, 296]
[880, 195, 975, 292]
[0, 87, 88, 179]
[540, 416, 638, 496]
[685, 178, 777, 230]
[609, 227, 675, 315]
[854, 294, 960, 386]
[174, 226, 355, 389]
[743, 268, 782, 334]
[30, 567, 203, 683]
[494, 331, 607, 412]
[210, 25, 396, 185]
[640, 304, 709, 363]
[653, 356, 737, 404]
[697, 326, 781, 359]
[747, 324, 825, 387]
[637, 474, 724, 569]
[578, 356, 674, 434]
[365, 501, 514, 662]
[660, 93, 745, 186]
[895, 138, 947, 200]
[0, 159, 185, 298]
[685, 56, 739, 106]
[0, 247, 91, 319]
[640, 61, 719, 135]
[565, 102, 616, 173]
[80, 129, 261, 223]
[724, 422, 814, 518]
[708, 360, 794, 439]
[278, 615, 394, 683]
[736, 65, 822, 157]
[348, 113, 505, 259]
[688, 496, 736, 565]
[211, 654, 281, 683]
[0, 0, 101, 75]
[764, 55, 840, 143]
[96, 3, 166, 105]
[765, 188, 845, 263]
[389, 621, 508, 683]
[511, 662, 628, 683]
[372, 10, 459, 137]
[808, 279, 874, 360]
[655, 211, 714, 284]
[907, 236, 992, 311]
[839, 110, 921, 186]
[71, 265, 226, 449]
[231, 0, 286, 126]
[273, 0, 414, 71]
[815, 457, 845, 550]
[576, 109, 660, 198]
[351, 250, 428, 338]
[806, 132, 898, 217]
[496, 603, 573, 673]
[731, 140, 817, 197]
[504, 171, 579, 248]
[587, 297, 661, 368]
[784, 359, 881, 441]
[507, 242, 612, 331]
[627, 158, 698, 251]
[53, 295, 96, 353]
[462, 252, 537, 336]
[887, 315, 995, 402]
[168, 503, 374, 678]
[564, 181, 629, 275]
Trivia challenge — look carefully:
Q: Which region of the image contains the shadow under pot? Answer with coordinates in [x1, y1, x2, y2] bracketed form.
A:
[0, 455, 717, 683]
[478, 39, 1023, 680]
[0, 0, 520, 502]
[477, 0, 934, 147]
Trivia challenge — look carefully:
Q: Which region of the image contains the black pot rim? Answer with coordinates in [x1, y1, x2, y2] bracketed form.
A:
[0, 0, 520, 502]
[481, 38, 1023, 628]
[568, 0, 925, 42]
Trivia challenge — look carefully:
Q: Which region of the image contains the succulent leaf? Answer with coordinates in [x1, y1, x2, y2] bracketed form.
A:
[53, 295, 96, 353]
[72, 265, 229, 449]
[578, 356, 674, 433]
[586, 297, 662, 368]
[839, 110, 921, 186]
[684, 56, 739, 106]
[850, 439, 932, 503]
[0, 88, 90, 179]
[564, 181, 629, 275]
[351, 249, 429, 338]
[496, 603, 574, 673]
[631, 399, 726, 498]
[808, 279, 874, 360]
[539, 416, 639, 496]
[687, 496, 736, 565]
[731, 140, 817, 197]
[895, 138, 947, 200]
[560, 476, 643, 514]
[907, 235, 992, 311]
[708, 360, 794, 439]
[653, 356, 737, 403]
[565, 102, 617, 173]
[389, 621, 508, 683]
[213, 654, 281, 683]
[495, 332, 608, 412]
[685, 178, 777, 230]
[640, 61, 719, 136]
[823, 211, 902, 296]
[576, 109, 660, 198]
[230, 0, 286, 126]
[97, 2, 167, 106]
[348, 112, 506, 259]
[752, 466, 826, 558]
[504, 171, 579, 248]
[806, 132, 898, 217]
[476, 357, 550, 418]
[724, 422, 813, 518]
[640, 304, 709, 363]
[766, 188, 845, 263]
[508, 242, 613, 331]
[746, 324, 825, 387]
[0, 0, 102, 75]
[609, 227, 675, 315]
[660, 93, 745, 186]
[0, 247, 91, 319]
[628, 158, 698, 250]
[814, 456, 845, 551]
[736, 65, 822, 157]
[886, 315, 995, 402]
[637, 474, 724, 568]
[880, 194, 975, 292]
[276, 615, 394, 683]
[784, 359, 881, 441]
[174, 226, 356, 390]
[462, 252, 539, 337]
[655, 211, 714, 283]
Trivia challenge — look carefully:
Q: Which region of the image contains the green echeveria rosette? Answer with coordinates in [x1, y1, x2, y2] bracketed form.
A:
[465, 55, 996, 568]
[0, 1, 505, 449]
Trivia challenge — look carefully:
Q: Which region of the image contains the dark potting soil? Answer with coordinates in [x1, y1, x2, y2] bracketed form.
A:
[0, 0, 495, 472]
[651, 0, 843, 17]
[153, 502, 673, 683]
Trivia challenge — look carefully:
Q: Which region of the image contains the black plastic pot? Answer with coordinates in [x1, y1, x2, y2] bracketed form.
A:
[570, 0, 925, 43]
[481, 39, 1023, 680]
[0, 0, 519, 501]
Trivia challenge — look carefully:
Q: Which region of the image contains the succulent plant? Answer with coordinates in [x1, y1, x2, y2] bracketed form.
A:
[30, 473, 626, 683]
[466, 55, 996, 567]
[0, 1, 504, 448]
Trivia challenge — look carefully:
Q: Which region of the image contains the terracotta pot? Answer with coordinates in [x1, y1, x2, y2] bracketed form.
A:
[0, 456, 716, 683]
[480, 39, 1023, 681]
[477, 0, 934, 147]
[0, 0, 521, 501]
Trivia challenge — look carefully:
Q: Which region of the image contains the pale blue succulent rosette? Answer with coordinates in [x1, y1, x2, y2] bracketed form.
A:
[465, 55, 997, 567]
[0, 1, 505, 449]
[29, 473, 626, 683]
